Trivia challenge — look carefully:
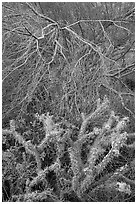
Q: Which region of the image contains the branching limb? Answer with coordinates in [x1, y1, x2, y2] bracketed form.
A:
[3, 120, 42, 173]
[78, 96, 109, 139]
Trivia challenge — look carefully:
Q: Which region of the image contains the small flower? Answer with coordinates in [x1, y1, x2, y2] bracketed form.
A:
[116, 182, 131, 195]
[93, 127, 101, 135]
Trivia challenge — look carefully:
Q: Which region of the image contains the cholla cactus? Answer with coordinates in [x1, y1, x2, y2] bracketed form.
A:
[2, 96, 134, 202]
[66, 96, 133, 198]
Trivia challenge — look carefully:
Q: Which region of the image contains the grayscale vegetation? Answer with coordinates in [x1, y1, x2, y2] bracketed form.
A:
[2, 2, 135, 202]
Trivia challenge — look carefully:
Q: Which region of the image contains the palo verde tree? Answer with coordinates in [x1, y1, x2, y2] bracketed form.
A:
[2, 2, 134, 124]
